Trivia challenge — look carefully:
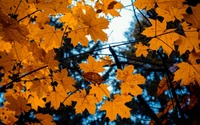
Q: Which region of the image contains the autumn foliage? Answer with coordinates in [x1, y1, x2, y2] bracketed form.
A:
[0, 0, 200, 124]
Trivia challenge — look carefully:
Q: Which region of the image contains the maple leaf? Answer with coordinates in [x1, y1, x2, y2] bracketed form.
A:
[89, 84, 110, 102]
[0, 9, 29, 43]
[67, 25, 89, 47]
[0, 0, 19, 14]
[100, 94, 132, 121]
[46, 85, 67, 110]
[157, 76, 178, 96]
[82, 72, 104, 85]
[80, 7, 109, 42]
[53, 69, 76, 92]
[183, 4, 200, 38]
[134, 0, 185, 10]
[29, 80, 53, 98]
[4, 94, 31, 116]
[142, 19, 179, 56]
[0, 37, 12, 52]
[164, 99, 176, 114]
[174, 62, 200, 85]
[0, 51, 16, 73]
[175, 31, 200, 55]
[120, 75, 145, 96]
[134, 42, 149, 57]
[116, 65, 145, 96]
[116, 65, 134, 81]
[27, 93, 46, 111]
[44, 49, 59, 70]
[156, 5, 188, 22]
[36, 25, 64, 52]
[79, 55, 105, 73]
[0, 107, 17, 125]
[189, 52, 200, 65]
[95, 0, 123, 16]
[100, 55, 113, 66]
[35, 0, 71, 16]
[35, 113, 56, 125]
[10, 42, 32, 63]
[63, 93, 75, 106]
[72, 90, 97, 114]
[133, 0, 155, 10]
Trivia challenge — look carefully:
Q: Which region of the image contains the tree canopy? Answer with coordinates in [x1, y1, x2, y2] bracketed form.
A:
[0, 0, 200, 124]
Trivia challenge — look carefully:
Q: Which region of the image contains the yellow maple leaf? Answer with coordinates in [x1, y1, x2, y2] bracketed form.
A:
[100, 94, 132, 121]
[35, 113, 56, 125]
[46, 85, 67, 110]
[174, 62, 200, 86]
[79, 55, 105, 73]
[53, 69, 76, 92]
[134, 42, 149, 57]
[89, 84, 110, 102]
[73, 90, 97, 114]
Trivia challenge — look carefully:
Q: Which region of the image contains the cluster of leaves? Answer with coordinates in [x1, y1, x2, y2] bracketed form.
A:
[0, 0, 200, 124]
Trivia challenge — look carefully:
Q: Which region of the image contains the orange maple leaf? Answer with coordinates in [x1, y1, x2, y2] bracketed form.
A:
[35, 113, 56, 125]
[4, 94, 31, 116]
[174, 62, 200, 85]
[36, 25, 64, 52]
[116, 65, 145, 96]
[79, 55, 105, 73]
[100, 94, 132, 121]
[183, 4, 200, 38]
[53, 69, 76, 92]
[134, 0, 185, 10]
[29, 80, 52, 98]
[142, 19, 179, 56]
[134, 42, 149, 57]
[46, 85, 67, 110]
[156, 5, 187, 22]
[95, 0, 123, 16]
[27, 93, 46, 111]
[72, 90, 97, 114]
[0, 107, 17, 125]
[89, 84, 110, 102]
[80, 7, 109, 42]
